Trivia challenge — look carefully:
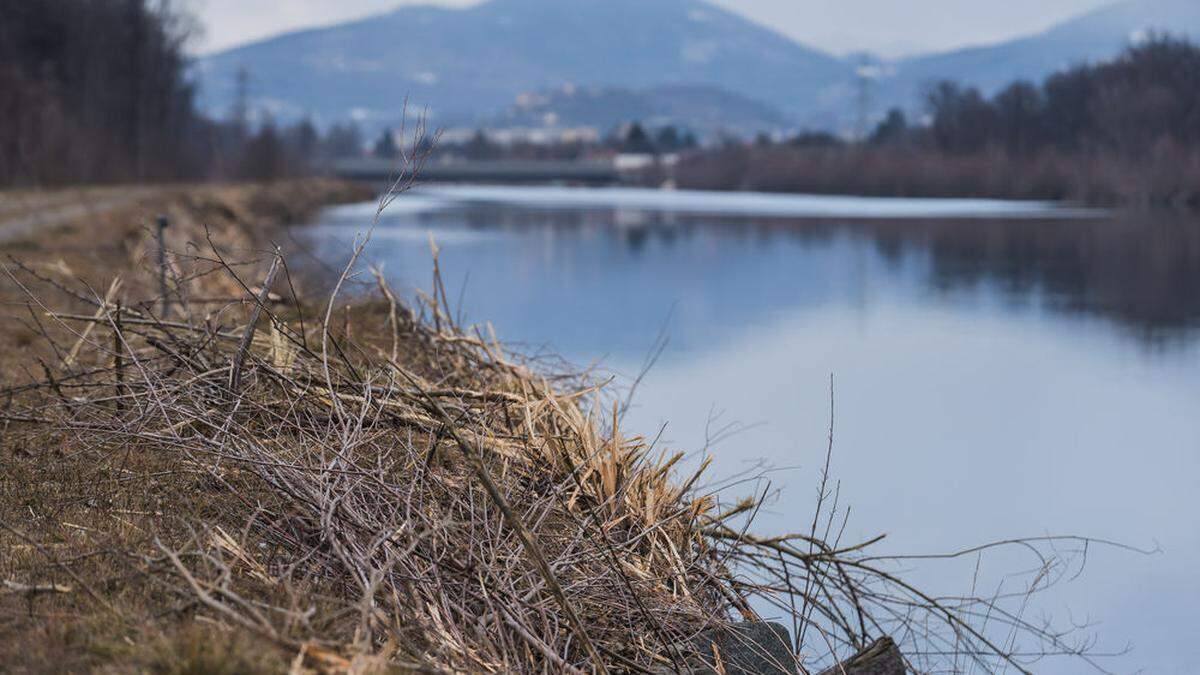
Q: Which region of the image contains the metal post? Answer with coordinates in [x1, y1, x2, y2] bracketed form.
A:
[156, 214, 169, 317]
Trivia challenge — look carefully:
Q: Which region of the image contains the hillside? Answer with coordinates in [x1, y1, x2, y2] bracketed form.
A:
[194, 0, 853, 132]
[878, 0, 1200, 114]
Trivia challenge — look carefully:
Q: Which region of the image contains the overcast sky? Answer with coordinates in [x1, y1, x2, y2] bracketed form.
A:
[188, 0, 1115, 58]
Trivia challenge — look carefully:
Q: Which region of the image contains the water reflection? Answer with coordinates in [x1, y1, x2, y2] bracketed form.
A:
[347, 202, 1200, 350]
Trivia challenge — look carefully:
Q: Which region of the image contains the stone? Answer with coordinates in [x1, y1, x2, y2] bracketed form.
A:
[676, 621, 796, 674]
[816, 637, 905, 675]
[663, 624, 905, 675]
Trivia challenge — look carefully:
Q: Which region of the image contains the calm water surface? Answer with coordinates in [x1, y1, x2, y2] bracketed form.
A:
[307, 185, 1200, 674]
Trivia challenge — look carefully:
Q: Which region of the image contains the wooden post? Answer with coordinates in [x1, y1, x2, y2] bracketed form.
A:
[229, 251, 282, 393]
[155, 215, 169, 318]
[113, 302, 124, 414]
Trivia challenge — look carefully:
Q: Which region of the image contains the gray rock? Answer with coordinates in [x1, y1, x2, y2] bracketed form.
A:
[662, 624, 905, 675]
[816, 637, 905, 675]
[676, 621, 796, 674]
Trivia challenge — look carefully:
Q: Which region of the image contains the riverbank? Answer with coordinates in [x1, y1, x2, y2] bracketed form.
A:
[0, 180, 1096, 673]
[2, 180, 804, 672]
[0, 180, 769, 672]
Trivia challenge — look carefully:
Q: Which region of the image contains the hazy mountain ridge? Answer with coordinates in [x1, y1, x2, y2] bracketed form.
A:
[194, 0, 1200, 135]
[877, 0, 1200, 115]
[195, 0, 853, 132]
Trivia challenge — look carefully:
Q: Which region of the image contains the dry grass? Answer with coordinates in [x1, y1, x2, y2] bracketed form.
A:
[0, 181, 1127, 673]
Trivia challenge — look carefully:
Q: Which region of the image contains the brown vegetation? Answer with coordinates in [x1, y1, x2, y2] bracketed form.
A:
[673, 142, 1200, 207]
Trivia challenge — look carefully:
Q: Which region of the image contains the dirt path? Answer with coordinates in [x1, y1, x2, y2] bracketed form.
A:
[0, 187, 154, 243]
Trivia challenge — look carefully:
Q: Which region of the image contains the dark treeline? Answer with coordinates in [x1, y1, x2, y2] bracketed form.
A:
[677, 36, 1200, 207]
[0, 0, 200, 184]
[917, 36, 1200, 158]
[0, 1, 363, 187]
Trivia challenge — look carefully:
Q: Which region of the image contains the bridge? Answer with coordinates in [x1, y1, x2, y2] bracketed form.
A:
[331, 158, 623, 185]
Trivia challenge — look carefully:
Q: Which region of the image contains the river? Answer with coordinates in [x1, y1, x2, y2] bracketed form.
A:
[306, 184, 1200, 674]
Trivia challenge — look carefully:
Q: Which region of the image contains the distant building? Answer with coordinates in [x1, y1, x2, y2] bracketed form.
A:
[613, 153, 655, 172]
[439, 126, 600, 147]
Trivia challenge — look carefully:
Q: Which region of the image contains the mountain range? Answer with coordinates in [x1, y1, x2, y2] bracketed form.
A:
[194, 0, 1200, 136]
[879, 0, 1200, 112]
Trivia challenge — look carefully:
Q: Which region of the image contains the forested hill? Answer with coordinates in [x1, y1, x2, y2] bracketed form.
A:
[880, 0, 1200, 112]
[0, 1, 364, 187]
[0, 1, 202, 185]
